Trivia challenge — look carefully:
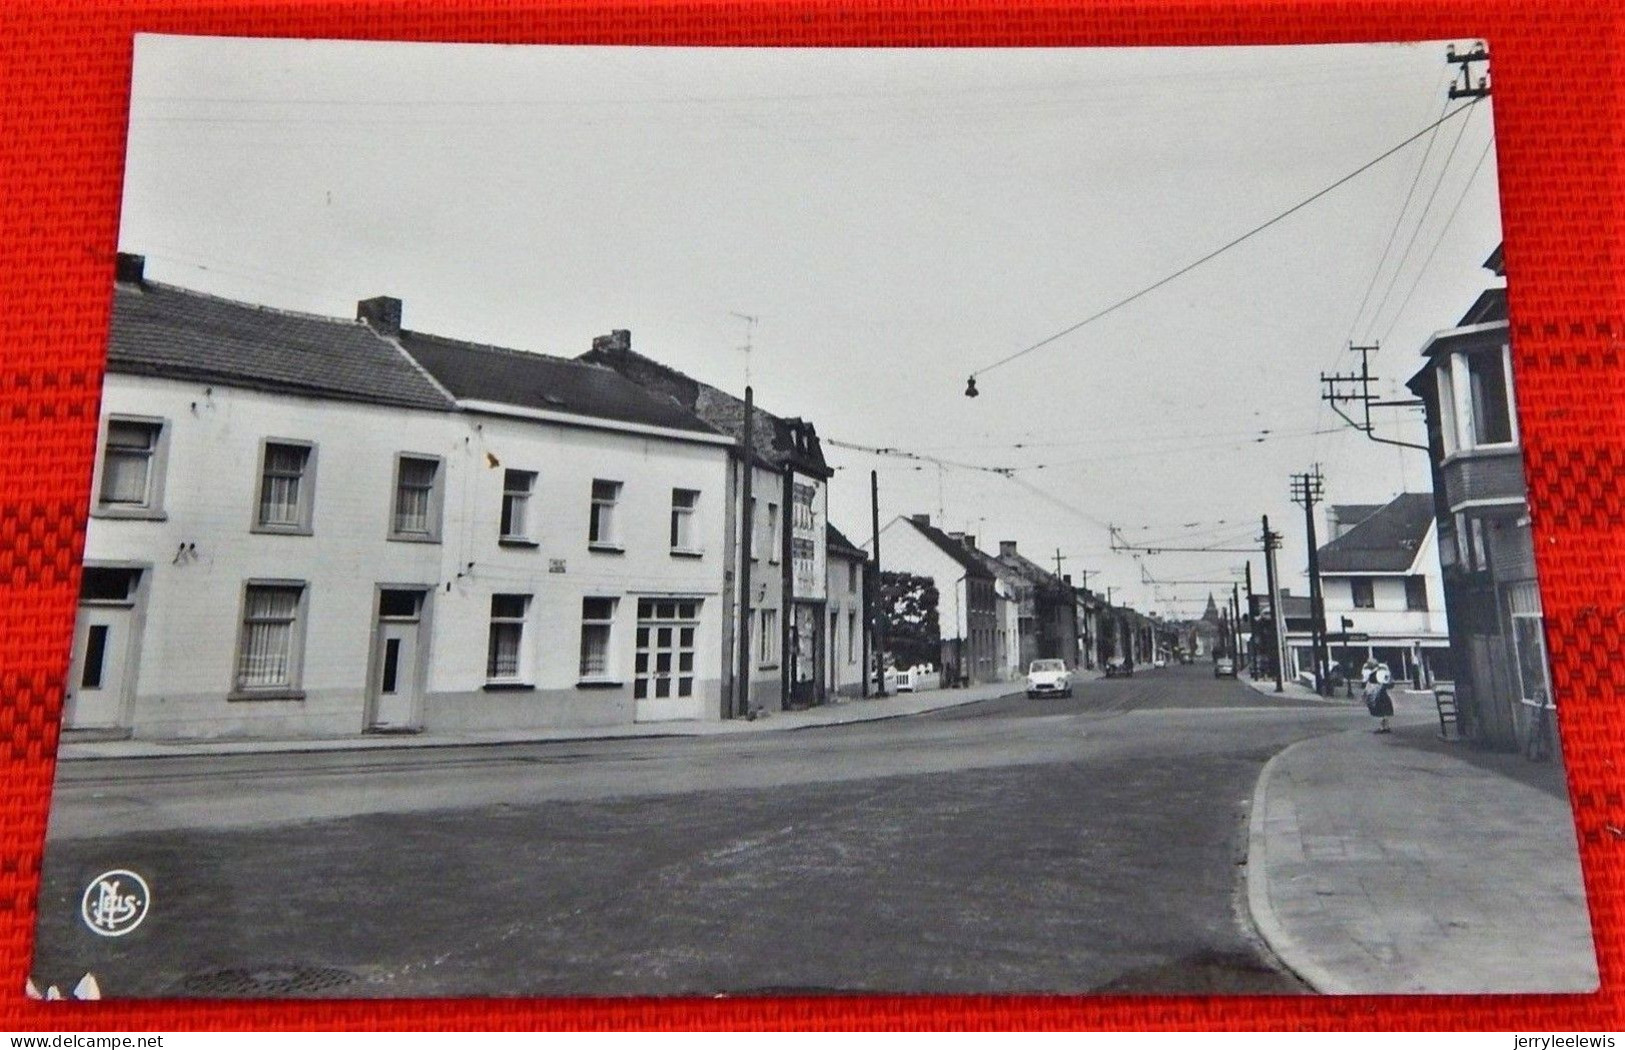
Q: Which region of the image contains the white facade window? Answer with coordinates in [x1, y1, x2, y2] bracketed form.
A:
[758, 607, 779, 667]
[1405, 576, 1429, 611]
[767, 503, 781, 564]
[848, 609, 858, 662]
[256, 441, 314, 532]
[1350, 578, 1375, 609]
[579, 597, 618, 678]
[486, 594, 530, 682]
[635, 599, 699, 699]
[501, 469, 537, 543]
[98, 418, 164, 512]
[235, 584, 304, 693]
[670, 488, 699, 551]
[849, 562, 860, 594]
[392, 455, 443, 540]
[589, 479, 622, 548]
[749, 497, 760, 560]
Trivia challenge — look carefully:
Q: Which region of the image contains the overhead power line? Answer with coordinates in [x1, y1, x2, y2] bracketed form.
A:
[967, 96, 1484, 382]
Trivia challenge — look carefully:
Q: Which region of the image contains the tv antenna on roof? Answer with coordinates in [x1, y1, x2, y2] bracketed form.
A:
[730, 312, 759, 389]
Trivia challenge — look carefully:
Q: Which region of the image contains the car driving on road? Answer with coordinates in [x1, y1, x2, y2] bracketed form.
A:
[1214, 657, 1237, 678]
[1026, 659, 1073, 699]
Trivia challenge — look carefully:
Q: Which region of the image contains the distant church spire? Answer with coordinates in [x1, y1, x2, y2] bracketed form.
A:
[1203, 593, 1221, 622]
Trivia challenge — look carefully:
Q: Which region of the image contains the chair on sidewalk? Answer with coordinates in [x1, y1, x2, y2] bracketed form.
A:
[1433, 682, 1461, 741]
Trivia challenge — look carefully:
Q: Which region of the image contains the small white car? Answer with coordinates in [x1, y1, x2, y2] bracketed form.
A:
[1026, 659, 1073, 699]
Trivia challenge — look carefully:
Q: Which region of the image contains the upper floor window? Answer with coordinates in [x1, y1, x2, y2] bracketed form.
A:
[256, 441, 315, 534]
[1350, 578, 1375, 609]
[96, 417, 166, 517]
[670, 488, 700, 552]
[391, 455, 443, 541]
[1439, 345, 1519, 456]
[849, 561, 860, 594]
[500, 469, 537, 545]
[589, 479, 622, 549]
[1405, 575, 1429, 611]
[766, 502, 781, 564]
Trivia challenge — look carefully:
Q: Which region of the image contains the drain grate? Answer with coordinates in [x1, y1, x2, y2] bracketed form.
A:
[178, 965, 356, 997]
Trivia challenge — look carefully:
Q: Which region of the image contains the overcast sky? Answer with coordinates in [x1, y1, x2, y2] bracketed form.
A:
[120, 36, 1503, 615]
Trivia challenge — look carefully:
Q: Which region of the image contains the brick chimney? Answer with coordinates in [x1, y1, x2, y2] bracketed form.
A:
[963, 534, 977, 550]
[115, 253, 145, 286]
[1000, 540, 1018, 557]
[357, 296, 402, 337]
[910, 514, 931, 527]
[592, 329, 632, 356]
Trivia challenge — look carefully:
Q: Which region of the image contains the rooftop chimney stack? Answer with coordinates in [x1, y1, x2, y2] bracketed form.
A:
[357, 296, 403, 337]
[592, 329, 632, 356]
[1000, 540, 1018, 557]
[910, 514, 931, 527]
[963, 535, 977, 550]
[115, 253, 146, 286]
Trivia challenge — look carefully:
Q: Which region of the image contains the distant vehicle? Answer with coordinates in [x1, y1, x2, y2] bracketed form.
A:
[1153, 657, 1167, 669]
[1104, 657, 1133, 678]
[1026, 659, 1072, 699]
[1214, 657, 1237, 678]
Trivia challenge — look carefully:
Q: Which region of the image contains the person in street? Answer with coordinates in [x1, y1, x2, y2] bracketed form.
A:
[1362, 657, 1394, 733]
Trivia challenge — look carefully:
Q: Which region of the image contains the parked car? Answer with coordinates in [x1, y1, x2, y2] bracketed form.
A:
[1153, 656, 1167, 669]
[1104, 657, 1133, 678]
[1214, 657, 1237, 678]
[1026, 659, 1072, 699]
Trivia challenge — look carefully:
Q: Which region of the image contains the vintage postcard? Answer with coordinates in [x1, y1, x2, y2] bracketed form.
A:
[28, 35, 1597, 998]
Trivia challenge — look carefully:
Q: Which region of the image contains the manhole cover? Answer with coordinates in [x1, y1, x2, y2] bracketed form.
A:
[177, 965, 356, 996]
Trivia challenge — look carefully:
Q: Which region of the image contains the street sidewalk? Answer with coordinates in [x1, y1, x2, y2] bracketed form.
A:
[55, 678, 1024, 761]
[1246, 687, 1598, 993]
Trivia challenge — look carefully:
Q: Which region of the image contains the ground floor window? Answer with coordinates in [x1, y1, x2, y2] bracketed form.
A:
[636, 599, 699, 700]
[1507, 581, 1551, 708]
[487, 594, 530, 682]
[758, 607, 779, 667]
[237, 584, 304, 691]
[580, 597, 619, 679]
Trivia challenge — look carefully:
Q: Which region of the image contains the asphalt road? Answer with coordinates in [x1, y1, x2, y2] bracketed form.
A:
[32, 664, 1361, 998]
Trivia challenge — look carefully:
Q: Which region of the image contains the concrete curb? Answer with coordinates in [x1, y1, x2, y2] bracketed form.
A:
[56, 685, 1016, 762]
[1243, 732, 1348, 995]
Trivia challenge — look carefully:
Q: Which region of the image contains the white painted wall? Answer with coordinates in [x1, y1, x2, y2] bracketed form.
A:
[867, 518, 970, 641]
[85, 374, 452, 738]
[82, 373, 733, 738]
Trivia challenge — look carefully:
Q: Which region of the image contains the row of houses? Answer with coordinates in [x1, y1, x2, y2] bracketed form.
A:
[867, 513, 1168, 684]
[1249, 245, 1551, 754]
[68, 255, 872, 740]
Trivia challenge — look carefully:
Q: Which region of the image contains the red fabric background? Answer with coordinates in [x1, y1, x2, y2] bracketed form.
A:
[0, 0, 1620, 1031]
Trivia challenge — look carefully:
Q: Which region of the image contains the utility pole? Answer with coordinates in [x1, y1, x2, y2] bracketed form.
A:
[1262, 515, 1285, 693]
[1320, 343, 1429, 451]
[1231, 583, 1242, 666]
[870, 468, 886, 697]
[1447, 41, 1491, 99]
[735, 387, 755, 718]
[1053, 548, 1068, 577]
[1291, 467, 1329, 695]
[729, 312, 758, 390]
[1243, 561, 1256, 677]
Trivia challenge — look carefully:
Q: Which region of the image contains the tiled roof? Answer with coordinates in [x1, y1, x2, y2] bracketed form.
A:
[998, 550, 1073, 595]
[1317, 492, 1435, 573]
[826, 523, 866, 559]
[1330, 504, 1383, 530]
[108, 281, 453, 412]
[906, 518, 994, 578]
[398, 332, 720, 435]
[581, 338, 832, 476]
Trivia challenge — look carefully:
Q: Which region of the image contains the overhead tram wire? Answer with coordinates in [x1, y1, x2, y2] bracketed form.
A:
[1344, 88, 1455, 344]
[1378, 134, 1497, 346]
[1362, 101, 1480, 343]
[964, 96, 1484, 386]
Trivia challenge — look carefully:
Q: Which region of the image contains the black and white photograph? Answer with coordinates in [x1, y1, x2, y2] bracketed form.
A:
[29, 35, 1599, 999]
